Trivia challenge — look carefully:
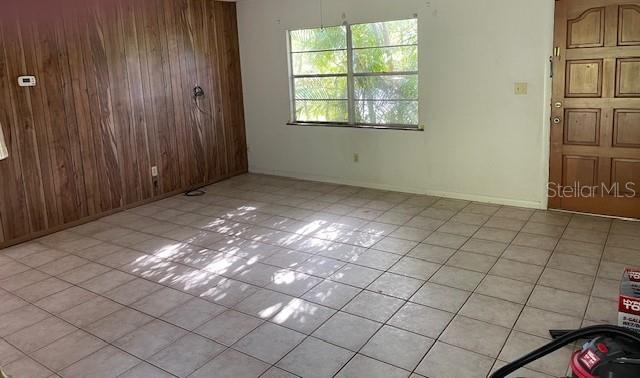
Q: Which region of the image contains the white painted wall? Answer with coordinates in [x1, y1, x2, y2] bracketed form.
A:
[236, 0, 555, 208]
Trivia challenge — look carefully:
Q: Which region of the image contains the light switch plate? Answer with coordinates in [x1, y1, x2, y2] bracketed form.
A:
[18, 76, 36, 87]
[514, 82, 528, 95]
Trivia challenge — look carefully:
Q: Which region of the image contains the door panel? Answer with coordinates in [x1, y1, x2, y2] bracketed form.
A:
[613, 109, 640, 147]
[566, 60, 603, 97]
[567, 8, 606, 48]
[564, 109, 601, 145]
[619, 5, 640, 45]
[616, 58, 640, 96]
[550, 0, 640, 218]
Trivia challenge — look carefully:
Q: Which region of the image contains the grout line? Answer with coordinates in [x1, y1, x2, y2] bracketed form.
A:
[0, 175, 627, 377]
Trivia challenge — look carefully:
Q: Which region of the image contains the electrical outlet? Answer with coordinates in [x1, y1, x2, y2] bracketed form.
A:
[353, 153, 359, 163]
[514, 82, 528, 95]
[151, 166, 159, 177]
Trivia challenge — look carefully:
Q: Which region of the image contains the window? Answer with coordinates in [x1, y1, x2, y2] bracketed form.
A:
[288, 19, 419, 129]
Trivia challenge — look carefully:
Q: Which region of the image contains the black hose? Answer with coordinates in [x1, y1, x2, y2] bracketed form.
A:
[184, 186, 206, 197]
[491, 325, 640, 378]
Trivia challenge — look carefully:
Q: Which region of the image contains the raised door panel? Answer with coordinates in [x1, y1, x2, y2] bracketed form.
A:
[612, 159, 640, 196]
[563, 155, 599, 187]
[613, 109, 640, 147]
[564, 108, 601, 145]
[616, 58, 640, 97]
[566, 60, 603, 97]
[567, 7, 605, 48]
[619, 5, 640, 46]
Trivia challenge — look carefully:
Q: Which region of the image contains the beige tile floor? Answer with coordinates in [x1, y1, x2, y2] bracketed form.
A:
[0, 174, 639, 378]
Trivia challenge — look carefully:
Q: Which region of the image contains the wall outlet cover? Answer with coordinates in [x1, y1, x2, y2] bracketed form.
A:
[514, 82, 528, 95]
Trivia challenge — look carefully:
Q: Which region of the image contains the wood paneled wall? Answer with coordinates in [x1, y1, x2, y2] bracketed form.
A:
[0, 0, 248, 247]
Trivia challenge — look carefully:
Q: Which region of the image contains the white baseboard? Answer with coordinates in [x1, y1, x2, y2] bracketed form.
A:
[249, 166, 546, 210]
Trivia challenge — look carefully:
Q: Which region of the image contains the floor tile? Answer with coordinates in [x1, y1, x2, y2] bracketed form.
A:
[342, 291, 404, 323]
[429, 266, 484, 291]
[488, 258, 543, 284]
[0, 269, 50, 292]
[161, 297, 225, 330]
[149, 333, 225, 377]
[38, 255, 89, 276]
[367, 272, 424, 299]
[415, 341, 494, 378]
[15, 277, 72, 302]
[538, 267, 594, 294]
[59, 296, 123, 327]
[351, 249, 401, 270]
[270, 297, 336, 334]
[501, 245, 551, 266]
[1, 357, 53, 378]
[79, 270, 136, 294]
[547, 253, 599, 276]
[0, 339, 24, 366]
[475, 275, 534, 304]
[195, 310, 263, 346]
[113, 319, 187, 359]
[423, 232, 468, 249]
[527, 286, 589, 317]
[86, 307, 154, 343]
[511, 233, 558, 251]
[407, 243, 456, 264]
[446, 251, 497, 273]
[131, 287, 192, 317]
[31, 330, 106, 372]
[5, 316, 76, 354]
[473, 227, 517, 243]
[191, 349, 270, 378]
[585, 296, 617, 323]
[460, 238, 508, 257]
[514, 307, 582, 339]
[498, 330, 573, 377]
[34, 286, 96, 314]
[301, 280, 361, 309]
[439, 315, 510, 357]
[58, 263, 111, 284]
[60, 346, 140, 378]
[388, 302, 453, 338]
[277, 337, 354, 378]
[329, 264, 383, 288]
[336, 354, 409, 378]
[103, 278, 163, 305]
[410, 282, 471, 313]
[234, 322, 305, 363]
[313, 311, 381, 351]
[459, 293, 523, 328]
[0, 305, 49, 337]
[389, 257, 440, 280]
[234, 288, 296, 319]
[389, 226, 432, 242]
[361, 325, 434, 371]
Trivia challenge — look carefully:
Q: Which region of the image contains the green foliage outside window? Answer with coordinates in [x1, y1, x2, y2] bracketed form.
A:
[290, 19, 418, 126]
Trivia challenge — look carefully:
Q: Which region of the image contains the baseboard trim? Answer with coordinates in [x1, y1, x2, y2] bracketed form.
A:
[0, 170, 247, 250]
[250, 167, 545, 210]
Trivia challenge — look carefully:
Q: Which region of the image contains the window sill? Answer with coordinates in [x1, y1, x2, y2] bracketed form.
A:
[287, 122, 424, 131]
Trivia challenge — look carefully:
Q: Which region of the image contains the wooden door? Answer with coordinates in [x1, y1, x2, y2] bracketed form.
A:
[550, 0, 640, 218]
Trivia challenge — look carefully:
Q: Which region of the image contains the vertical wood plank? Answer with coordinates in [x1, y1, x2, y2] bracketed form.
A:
[0, 0, 247, 247]
[0, 20, 31, 240]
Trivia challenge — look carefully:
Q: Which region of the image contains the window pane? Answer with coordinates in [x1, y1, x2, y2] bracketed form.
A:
[292, 51, 348, 75]
[354, 75, 417, 100]
[353, 46, 417, 73]
[296, 100, 348, 122]
[351, 19, 417, 48]
[290, 26, 347, 52]
[355, 100, 418, 125]
[295, 77, 347, 100]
